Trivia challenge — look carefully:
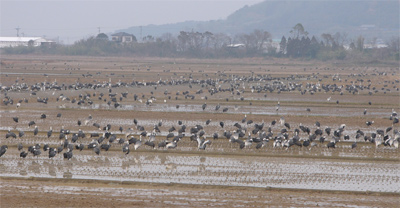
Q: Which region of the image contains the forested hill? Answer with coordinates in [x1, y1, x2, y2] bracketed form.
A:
[118, 0, 399, 40]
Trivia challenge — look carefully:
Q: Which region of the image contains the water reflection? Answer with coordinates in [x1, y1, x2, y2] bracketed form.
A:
[19, 169, 27, 176]
[73, 103, 390, 118]
[0, 151, 398, 193]
[63, 170, 73, 179]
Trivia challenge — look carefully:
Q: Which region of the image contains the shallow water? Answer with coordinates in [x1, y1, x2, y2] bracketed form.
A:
[1, 62, 399, 197]
[67, 103, 391, 118]
[1, 150, 399, 193]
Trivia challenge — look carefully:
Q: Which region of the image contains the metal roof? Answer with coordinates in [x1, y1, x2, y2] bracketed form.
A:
[0, 37, 44, 42]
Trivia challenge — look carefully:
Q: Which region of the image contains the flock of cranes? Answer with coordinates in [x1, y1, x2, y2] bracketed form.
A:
[1, 105, 399, 160]
[1, 64, 399, 161]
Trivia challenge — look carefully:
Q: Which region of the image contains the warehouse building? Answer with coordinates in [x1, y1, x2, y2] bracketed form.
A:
[0, 37, 55, 48]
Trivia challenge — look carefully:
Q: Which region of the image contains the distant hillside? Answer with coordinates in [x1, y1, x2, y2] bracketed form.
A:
[117, 0, 399, 41]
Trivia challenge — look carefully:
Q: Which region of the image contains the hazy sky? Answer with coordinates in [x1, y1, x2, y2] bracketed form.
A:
[1, 0, 262, 44]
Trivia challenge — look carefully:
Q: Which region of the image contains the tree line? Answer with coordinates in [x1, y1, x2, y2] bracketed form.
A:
[2, 23, 399, 61]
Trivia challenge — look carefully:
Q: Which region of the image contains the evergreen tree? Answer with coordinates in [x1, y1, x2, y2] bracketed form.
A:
[279, 36, 287, 55]
[309, 36, 320, 58]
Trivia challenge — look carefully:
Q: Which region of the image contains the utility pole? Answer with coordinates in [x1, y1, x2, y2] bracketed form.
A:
[140, 26, 142, 42]
[15, 26, 20, 37]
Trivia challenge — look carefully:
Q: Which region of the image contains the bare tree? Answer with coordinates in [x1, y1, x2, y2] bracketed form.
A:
[321, 33, 334, 47]
[356, 35, 365, 51]
[290, 23, 308, 39]
[333, 32, 348, 46]
[177, 31, 189, 52]
[212, 33, 231, 50]
[253, 29, 272, 52]
[387, 36, 400, 52]
[238, 29, 271, 55]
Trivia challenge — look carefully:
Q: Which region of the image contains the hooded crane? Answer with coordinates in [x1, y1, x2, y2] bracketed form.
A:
[18, 130, 24, 138]
[33, 126, 39, 136]
[47, 127, 53, 138]
[122, 141, 130, 154]
[351, 141, 357, 149]
[63, 149, 73, 160]
[202, 102, 207, 110]
[75, 143, 84, 151]
[100, 142, 111, 151]
[20, 151, 28, 158]
[134, 136, 143, 150]
[93, 147, 100, 155]
[18, 143, 23, 151]
[366, 121, 374, 126]
[49, 148, 57, 158]
[6, 130, 17, 139]
[28, 121, 36, 127]
[327, 141, 336, 148]
[256, 139, 269, 149]
[0, 145, 8, 157]
[215, 103, 220, 111]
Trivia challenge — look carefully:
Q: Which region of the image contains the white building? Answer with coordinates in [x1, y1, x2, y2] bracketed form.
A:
[0, 37, 54, 48]
[111, 32, 136, 43]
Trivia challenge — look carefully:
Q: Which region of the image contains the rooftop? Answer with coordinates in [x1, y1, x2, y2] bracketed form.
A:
[0, 37, 45, 42]
[111, 32, 134, 37]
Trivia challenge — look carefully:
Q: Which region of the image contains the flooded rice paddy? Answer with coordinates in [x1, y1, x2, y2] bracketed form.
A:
[1, 56, 399, 207]
[1, 149, 399, 193]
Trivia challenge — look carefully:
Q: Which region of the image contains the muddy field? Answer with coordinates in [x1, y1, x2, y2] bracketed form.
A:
[0, 55, 399, 207]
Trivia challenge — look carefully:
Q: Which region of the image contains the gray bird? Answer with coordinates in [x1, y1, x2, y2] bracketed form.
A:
[18, 143, 23, 151]
[0, 145, 8, 157]
[33, 126, 39, 136]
